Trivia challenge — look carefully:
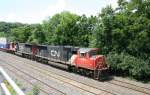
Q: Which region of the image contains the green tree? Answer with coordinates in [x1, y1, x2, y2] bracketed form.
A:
[28, 24, 46, 44]
[91, 5, 114, 54]
[11, 25, 33, 42]
[43, 11, 80, 45]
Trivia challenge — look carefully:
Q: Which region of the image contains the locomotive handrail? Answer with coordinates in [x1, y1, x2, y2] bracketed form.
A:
[0, 66, 25, 95]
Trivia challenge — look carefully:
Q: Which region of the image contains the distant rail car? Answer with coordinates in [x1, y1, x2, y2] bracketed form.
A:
[0, 37, 17, 53]
[0, 37, 108, 80]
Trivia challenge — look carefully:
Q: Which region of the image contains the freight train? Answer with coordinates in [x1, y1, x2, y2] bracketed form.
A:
[0, 37, 108, 80]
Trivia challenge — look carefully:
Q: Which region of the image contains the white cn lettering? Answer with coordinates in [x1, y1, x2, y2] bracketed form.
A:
[51, 50, 60, 57]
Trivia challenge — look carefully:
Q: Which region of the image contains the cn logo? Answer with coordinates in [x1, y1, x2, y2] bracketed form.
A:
[51, 50, 60, 57]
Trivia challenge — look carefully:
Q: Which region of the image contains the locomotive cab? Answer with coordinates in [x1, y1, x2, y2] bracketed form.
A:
[75, 48, 100, 70]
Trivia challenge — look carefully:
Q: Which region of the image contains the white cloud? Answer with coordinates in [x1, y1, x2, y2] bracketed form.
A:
[0, 0, 67, 24]
[1, 13, 19, 23]
[0, 0, 118, 24]
[0, 13, 41, 24]
[105, 0, 118, 9]
[41, 0, 67, 20]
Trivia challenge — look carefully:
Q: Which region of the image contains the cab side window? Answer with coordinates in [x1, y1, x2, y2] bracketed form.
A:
[80, 53, 86, 58]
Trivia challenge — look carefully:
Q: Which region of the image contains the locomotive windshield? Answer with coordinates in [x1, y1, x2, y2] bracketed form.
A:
[79, 48, 99, 57]
[90, 50, 98, 57]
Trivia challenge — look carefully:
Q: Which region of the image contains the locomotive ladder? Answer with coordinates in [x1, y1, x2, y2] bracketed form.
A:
[94, 69, 99, 79]
[0, 66, 25, 95]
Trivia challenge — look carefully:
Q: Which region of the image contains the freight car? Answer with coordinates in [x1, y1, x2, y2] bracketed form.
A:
[15, 43, 108, 80]
[0, 37, 17, 53]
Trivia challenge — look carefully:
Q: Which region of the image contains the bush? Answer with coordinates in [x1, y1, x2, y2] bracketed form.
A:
[107, 52, 150, 81]
[3, 80, 17, 95]
[28, 85, 40, 95]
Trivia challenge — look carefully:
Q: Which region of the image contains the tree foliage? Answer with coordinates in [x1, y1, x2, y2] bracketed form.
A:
[0, 0, 149, 81]
[107, 52, 150, 80]
[43, 11, 80, 45]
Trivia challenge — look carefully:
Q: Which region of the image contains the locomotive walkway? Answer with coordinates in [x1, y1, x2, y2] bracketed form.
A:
[0, 51, 149, 95]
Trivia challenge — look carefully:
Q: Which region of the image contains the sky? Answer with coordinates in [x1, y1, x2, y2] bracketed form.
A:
[0, 0, 118, 24]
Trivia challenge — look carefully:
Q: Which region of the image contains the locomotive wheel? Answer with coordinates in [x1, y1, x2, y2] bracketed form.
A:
[85, 70, 91, 77]
[82, 69, 87, 76]
[87, 70, 94, 78]
[21, 53, 24, 57]
[80, 69, 86, 76]
[72, 67, 77, 73]
[68, 66, 72, 72]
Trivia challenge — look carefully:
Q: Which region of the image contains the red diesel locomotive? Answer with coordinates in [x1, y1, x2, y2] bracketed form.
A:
[71, 48, 108, 79]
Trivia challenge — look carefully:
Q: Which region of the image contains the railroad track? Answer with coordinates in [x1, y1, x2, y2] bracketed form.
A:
[0, 59, 66, 95]
[8, 60, 115, 95]
[1, 51, 150, 95]
[19, 60, 150, 95]
[108, 79, 150, 95]
[1, 65, 56, 95]
[0, 53, 115, 95]
[11, 54, 150, 95]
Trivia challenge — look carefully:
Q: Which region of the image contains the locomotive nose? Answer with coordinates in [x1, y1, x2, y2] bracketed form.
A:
[96, 55, 108, 70]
